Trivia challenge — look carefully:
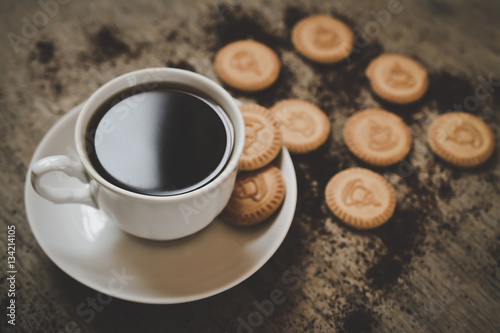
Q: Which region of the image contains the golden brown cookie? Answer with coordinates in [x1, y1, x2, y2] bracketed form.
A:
[292, 15, 354, 64]
[343, 108, 412, 166]
[214, 40, 280, 92]
[325, 168, 396, 229]
[365, 54, 428, 104]
[222, 165, 286, 226]
[270, 99, 330, 154]
[239, 103, 282, 171]
[428, 112, 495, 167]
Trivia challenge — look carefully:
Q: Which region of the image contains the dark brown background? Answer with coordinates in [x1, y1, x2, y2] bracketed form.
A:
[1, 0, 499, 332]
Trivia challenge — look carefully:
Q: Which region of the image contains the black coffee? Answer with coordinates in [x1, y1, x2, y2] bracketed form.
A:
[86, 86, 233, 196]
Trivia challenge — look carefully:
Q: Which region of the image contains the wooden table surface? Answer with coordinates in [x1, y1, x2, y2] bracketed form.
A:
[1, 0, 499, 332]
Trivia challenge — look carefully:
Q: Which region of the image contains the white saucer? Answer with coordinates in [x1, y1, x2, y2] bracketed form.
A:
[24, 103, 297, 304]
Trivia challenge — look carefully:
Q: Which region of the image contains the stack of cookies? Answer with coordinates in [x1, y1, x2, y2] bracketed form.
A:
[214, 13, 495, 230]
[221, 104, 286, 227]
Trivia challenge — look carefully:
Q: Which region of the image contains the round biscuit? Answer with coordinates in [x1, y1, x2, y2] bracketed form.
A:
[428, 112, 494, 167]
[365, 54, 428, 104]
[214, 40, 280, 92]
[325, 168, 396, 229]
[222, 165, 286, 226]
[239, 103, 282, 171]
[270, 99, 330, 154]
[343, 108, 412, 166]
[292, 15, 354, 64]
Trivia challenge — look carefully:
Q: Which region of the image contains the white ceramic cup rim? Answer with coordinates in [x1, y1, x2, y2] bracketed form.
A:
[74, 68, 244, 203]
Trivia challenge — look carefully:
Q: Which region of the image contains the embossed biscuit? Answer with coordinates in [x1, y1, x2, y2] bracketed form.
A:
[222, 165, 286, 226]
[428, 112, 495, 167]
[325, 168, 396, 229]
[343, 108, 412, 166]
[270, 99, 330, 154]
[214, 40, 281, 92]
[292, 15, 354, 64]
[365, 54, 428, 104]
[239, 103, 282, 171]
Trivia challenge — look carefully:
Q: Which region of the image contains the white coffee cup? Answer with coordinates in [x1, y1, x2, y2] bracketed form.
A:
[31, 68, 245, 240]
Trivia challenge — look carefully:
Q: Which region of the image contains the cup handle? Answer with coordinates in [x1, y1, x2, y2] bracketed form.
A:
[30, 155, 97, 207]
